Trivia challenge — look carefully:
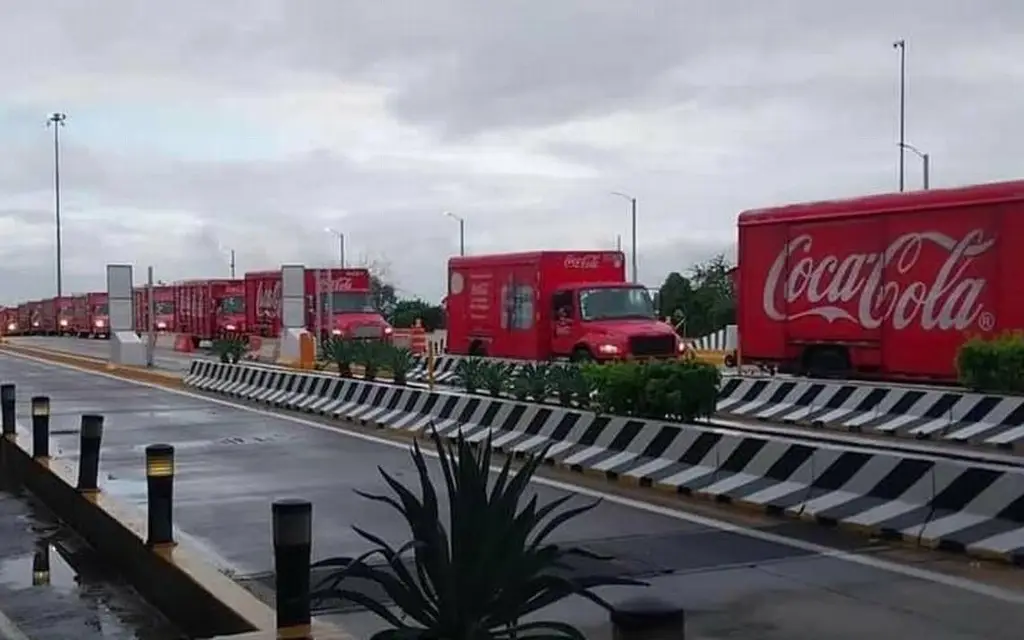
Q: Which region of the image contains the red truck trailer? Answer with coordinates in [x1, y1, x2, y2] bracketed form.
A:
[1, 308, 17, 336]
[71, 292, 110, 338]
[175, 279, 246, 346]
[446, 250, 682, 361]
[736, 179, 1024, 381]
[40, 296, 74, 335]
[134, 286, 177, 333]
[244, 268, 392, 340]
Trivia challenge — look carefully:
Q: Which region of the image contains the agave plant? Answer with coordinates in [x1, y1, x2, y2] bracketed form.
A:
[517, 363, 552, 403]
[480, 361, 508, 397]
[327, 337, 355, 377]
[547, 364, 579, 407]
[213, 337, 247, 364]
[454, 357, 486, 394]
[311, 427, 644, 640]
[389, 346, 416, 386]
[357, 341, 387, 381]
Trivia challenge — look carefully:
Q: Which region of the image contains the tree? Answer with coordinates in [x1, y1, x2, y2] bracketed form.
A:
[389, 299, 445, 331]
[656, 253, 736, 338]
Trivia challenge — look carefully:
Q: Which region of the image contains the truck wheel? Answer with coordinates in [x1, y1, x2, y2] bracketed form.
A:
[571, 347, 594, 363]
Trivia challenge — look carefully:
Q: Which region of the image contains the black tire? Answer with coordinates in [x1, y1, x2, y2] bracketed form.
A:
[570, 347, 594, 363]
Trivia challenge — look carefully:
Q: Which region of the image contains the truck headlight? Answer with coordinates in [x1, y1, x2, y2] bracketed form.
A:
[95, 320, 105, 328]
[331, 329, 342, 336]
[156, 321, 167, 330]
[384, 326, 393, 334]
[6, 323, 15, 332]
[597, 344, 620, 355]
[225, 324, 236, 331]
[677, 341, 686, 352]
[59, 319, 69, 327]
[32, 321, 39, 328]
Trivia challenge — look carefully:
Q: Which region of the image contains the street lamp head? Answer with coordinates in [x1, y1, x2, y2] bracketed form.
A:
[444, 211, 463, 222]
[893, 39, 905, 49]
[46, 112, 66, 127]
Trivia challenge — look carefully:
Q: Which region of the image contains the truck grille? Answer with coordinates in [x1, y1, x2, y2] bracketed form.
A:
[351, 325, 384, 339]
[629, 334, 676, 358]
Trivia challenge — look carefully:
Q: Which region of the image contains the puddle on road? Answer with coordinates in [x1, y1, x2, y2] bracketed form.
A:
[0, 483, 185, 639]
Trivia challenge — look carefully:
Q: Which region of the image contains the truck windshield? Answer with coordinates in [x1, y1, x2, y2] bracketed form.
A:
[578, 287, 656, 321]
[92, 304, 108, 315]
[155, 301, 174, 315]
[218, 296, 244, 314]
[320, 292, 375, 313]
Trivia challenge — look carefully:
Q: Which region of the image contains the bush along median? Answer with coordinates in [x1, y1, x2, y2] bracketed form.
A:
[957, 332, 1024, 394]
[323, 337, 416, 385]
[455, 356, 721, 423]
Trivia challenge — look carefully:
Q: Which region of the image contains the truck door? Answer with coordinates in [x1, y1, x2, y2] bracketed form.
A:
[500, 266, 539, 359]
[549, 289, 576, 357]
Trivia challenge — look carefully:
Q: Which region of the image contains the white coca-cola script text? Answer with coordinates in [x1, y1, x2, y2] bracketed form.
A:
[564, 254, 601, 269]
[762, 229, 995, 331]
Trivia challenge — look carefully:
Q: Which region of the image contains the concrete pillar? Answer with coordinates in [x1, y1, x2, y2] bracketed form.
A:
[279, 264, 308, 363]
[107, 264, 145, 366]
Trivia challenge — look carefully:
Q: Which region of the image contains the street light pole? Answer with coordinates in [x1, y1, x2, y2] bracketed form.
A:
[893, 39, 906, 192]
[611, 191, 638, 283]
[444, 212, 465, 256]
[46, 113, 67, 297]
[324, 227, 345, 267]
[899, 143, 930, 190]
[229, 249, 236, 278]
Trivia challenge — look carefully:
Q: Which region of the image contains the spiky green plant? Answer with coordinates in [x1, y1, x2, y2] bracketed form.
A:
[311, 426, 644, 640]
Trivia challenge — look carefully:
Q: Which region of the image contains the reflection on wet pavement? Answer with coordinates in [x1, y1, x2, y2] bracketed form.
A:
[0, 482, 185, 640]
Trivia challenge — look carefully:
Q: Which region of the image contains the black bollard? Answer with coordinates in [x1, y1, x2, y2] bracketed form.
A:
[610, 597, 686, 640]
[1, 384, 14, 438]
[32, 541, 50, 586]
[272, 499, 312, 637]
[77, 415, 104, 492]
[31, 396, 50, 460]
[145, 444, 175, 547]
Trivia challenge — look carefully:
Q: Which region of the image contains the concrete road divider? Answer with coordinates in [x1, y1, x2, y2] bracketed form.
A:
[0, 379, 352, 640]
[718, 377, 1024, 450]
[185, 360, 1024, 566]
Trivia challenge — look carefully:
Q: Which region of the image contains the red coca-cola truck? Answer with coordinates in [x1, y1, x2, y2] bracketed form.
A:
[175, 279, 246, 346]
[24, 300, 43, 335]
[71, 292, 109, 338]
[446, 250, 683, 361]
[40, 296, 74, 335]
[134, 286, 176, 332]
[737, 179, 1024, 381]
[1, 307, 17, 336]
[244, 268, 392, 340]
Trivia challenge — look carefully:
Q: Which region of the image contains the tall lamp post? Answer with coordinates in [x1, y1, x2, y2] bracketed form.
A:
[444, 211, 465, 256]
[324, 227, 346, 267]
[893, 39, 907, 192]
[611, 191, 638, 283]
[899, 143, 930, 190]
[46, 113, 67, 297]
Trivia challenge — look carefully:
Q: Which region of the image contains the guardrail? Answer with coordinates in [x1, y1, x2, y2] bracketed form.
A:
[184, 359, 1024, 566]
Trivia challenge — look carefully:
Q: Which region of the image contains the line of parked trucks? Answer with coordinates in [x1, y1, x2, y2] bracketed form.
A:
[1, 268, 395, 347]
[2, 177, 1019, 383]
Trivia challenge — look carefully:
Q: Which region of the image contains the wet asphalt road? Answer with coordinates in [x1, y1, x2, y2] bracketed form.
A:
[5, 337, 207, 373]
[0, 484, 184, 639]
[2, 351, 1024, 639]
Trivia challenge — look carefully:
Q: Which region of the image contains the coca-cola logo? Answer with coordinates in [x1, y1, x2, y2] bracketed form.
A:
[763, 229, 996, 331]
[564, 254, 601, 269]
[332, 277, 354, 292]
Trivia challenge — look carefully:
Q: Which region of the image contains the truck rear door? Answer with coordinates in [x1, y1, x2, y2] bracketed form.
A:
[500, 264, 539, 359]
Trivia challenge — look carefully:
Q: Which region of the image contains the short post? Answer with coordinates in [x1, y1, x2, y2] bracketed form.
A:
[77, 414, 104, 492]
[272, 499, 312, 638]
[426, 342, 436, 391]
[31, 396, 50, 460]
[610, 597, 686, 640]
[1, 384, 15, 438]
[145, 444, 175, 547]
[32, 542, 50, 585]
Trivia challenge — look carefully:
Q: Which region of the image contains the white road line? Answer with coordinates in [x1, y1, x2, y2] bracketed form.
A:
[5, 349, 1024, 605]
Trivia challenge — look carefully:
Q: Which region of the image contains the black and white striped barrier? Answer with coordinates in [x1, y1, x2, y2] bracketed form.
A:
[185, 360, 1024, 565]
[718, 378, 1024, 449]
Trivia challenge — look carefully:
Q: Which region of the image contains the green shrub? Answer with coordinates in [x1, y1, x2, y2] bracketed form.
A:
[326, 337, 355, 377]
[389, 346, 415, 386]
[311, 427, 644, 638]
[957, 333, 1024, 394]
[479, 361, 507, 397]
[454, 357, 486, 394]
[583, 359, 720, 422]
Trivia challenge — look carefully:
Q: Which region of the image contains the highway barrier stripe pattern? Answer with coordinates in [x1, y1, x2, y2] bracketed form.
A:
[718, 378, 1024, 449]
[184, 360, 1024, 565]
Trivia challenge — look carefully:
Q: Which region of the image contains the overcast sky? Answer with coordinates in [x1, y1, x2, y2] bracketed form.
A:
[1, 1, 1020, 305]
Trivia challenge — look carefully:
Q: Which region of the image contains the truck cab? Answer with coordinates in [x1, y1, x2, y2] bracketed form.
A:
[446, 251, 683, 361]
[550, 283, 681, 361]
